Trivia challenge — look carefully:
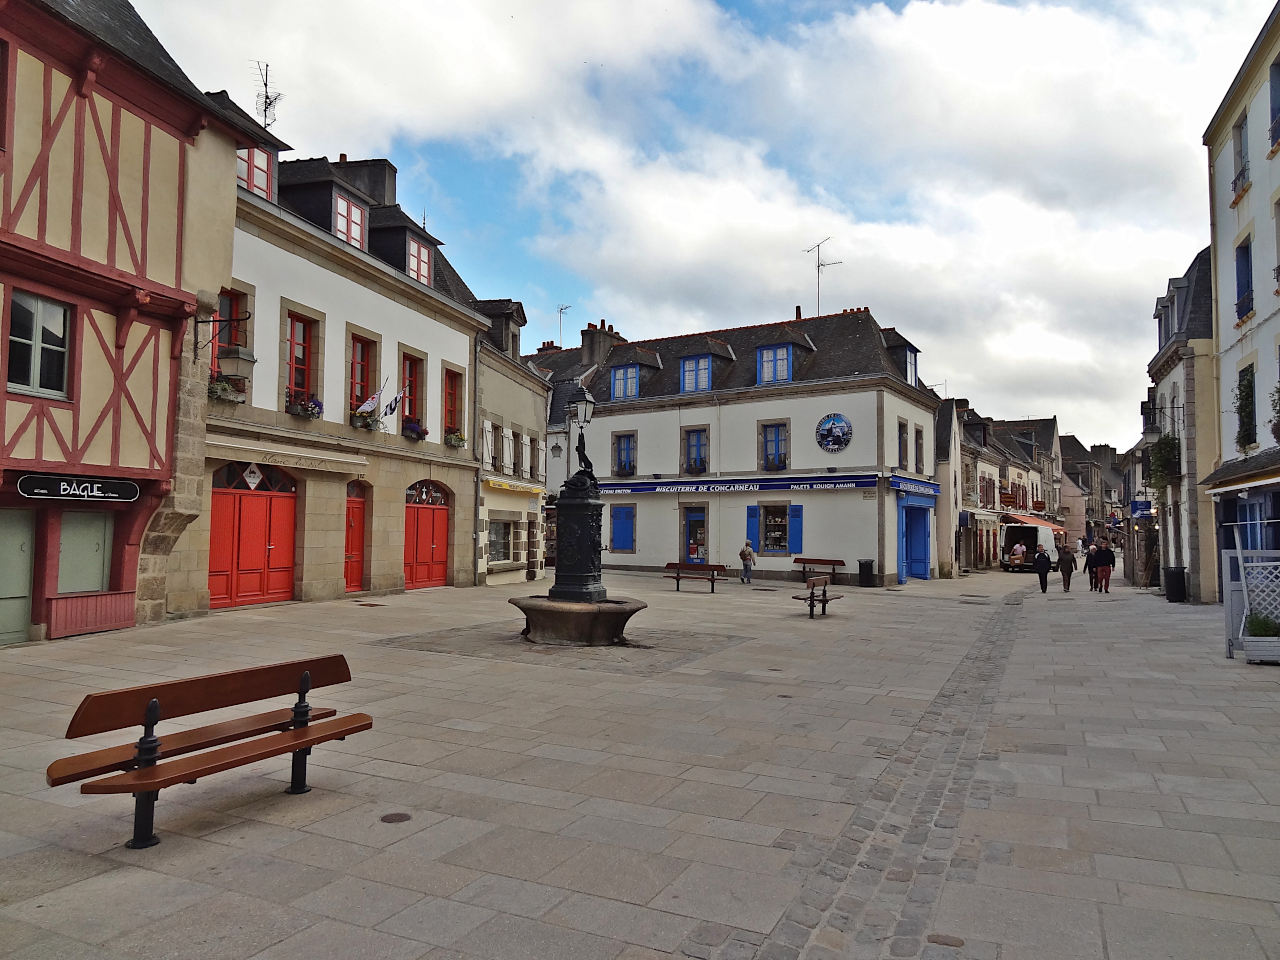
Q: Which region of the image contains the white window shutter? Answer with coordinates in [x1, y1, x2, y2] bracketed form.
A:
[503, 430, 514, 475]
[482, 420, 494, 470]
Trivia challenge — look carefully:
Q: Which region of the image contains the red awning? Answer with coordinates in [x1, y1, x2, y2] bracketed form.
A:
[1002, 513, 1066, 535]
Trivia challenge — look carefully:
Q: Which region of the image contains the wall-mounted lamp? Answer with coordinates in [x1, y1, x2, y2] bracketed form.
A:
[195, 309, 255, 379]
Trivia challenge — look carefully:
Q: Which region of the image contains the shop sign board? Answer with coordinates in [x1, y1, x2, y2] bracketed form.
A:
[599, 473, 877, 495]
[17, 474, 140, 502]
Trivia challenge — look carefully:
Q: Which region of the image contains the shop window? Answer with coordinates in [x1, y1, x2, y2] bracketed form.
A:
[685, 428, 708, 474]
[611, 364, 638, 400]
[349, 334, 374, 409]
[681, 355, 711, 392]
[237, 146, 272, 198]
[762, 423, 787, 470]
[286, 314, 314, 399]
[757, 344, 791, 384]
[610, 505, 635, 551]
[407, 237, 431, 284]
[748, 504, 803, 556]
[615, 433, 636, 476]
[402, 354, 422, 423]
[444, 369, 462, 433]
[7, 290, 69, 398]
[489, 521, 512, 562]
[58, 511, 112, 594]
[334, 192, 365, 248]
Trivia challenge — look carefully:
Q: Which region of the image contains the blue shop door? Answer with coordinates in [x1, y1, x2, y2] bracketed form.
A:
[684, 507, 707, 563]
[897, 504, 908, 584]
[907, 507, 930, 579]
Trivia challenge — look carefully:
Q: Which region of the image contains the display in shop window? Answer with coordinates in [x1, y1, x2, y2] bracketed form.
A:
[762, 505, 789, 552]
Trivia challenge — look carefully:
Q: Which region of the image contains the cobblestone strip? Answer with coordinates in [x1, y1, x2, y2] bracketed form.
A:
[680, 587, 1030, 960]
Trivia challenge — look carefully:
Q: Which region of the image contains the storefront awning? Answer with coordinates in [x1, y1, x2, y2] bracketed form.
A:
[205, 437, 369, 474]
[1203, 472, 1280, 495]
[1002, 512, 1066, 535]
[484, 477, 546, 493]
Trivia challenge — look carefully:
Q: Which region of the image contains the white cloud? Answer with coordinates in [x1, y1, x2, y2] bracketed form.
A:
[135, 0, 1268, 448]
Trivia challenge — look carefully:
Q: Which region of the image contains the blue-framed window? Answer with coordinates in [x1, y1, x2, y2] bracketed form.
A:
[763, 423, 787, 470]
[610, 364, 638, 400]
[757, 344, 791, 385]
[1236, 238, 1254, 320]
[615, 433, 636, 476]
[685, 428, 708, 473]
[681, 355, 711, 393]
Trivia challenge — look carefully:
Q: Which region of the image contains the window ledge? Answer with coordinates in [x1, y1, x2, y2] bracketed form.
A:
[1234, 309, 1257, 328]
[1230, 181, 1252, 208]
[1270, 141, 1280, 160]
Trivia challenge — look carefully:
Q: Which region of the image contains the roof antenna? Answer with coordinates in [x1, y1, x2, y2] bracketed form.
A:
[557, 304, 572, 347]
[253, 61, 283, 129]
[803, 237, 842, 317]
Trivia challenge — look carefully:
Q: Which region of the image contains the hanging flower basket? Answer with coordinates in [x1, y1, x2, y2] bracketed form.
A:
[285, 390, 322, 419]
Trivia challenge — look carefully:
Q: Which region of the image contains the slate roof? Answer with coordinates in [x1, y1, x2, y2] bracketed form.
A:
[1200, 446, 1280, 488]
[1059, 434, 1094, 463]
[368, 205, 443, 246]
[203, 91, 291, 151]
[992, 417, 1057, 457]
[35, 0, 265, 143]
[1182, 247, 1214, 341]
[524, 308, 934, 425]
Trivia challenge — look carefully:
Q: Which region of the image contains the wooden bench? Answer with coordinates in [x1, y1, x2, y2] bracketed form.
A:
[794, 557, 846, 582]
[45, 655, 372, 850]
[793, 576, 845, 618]
[663, 561, 729, 592]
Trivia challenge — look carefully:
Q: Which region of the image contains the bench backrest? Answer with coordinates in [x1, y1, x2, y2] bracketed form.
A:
[667, 562, 726, 572]
[806, 576, 830, 590]
[64, 655, 352, 738]
[795, 558, 845, 566]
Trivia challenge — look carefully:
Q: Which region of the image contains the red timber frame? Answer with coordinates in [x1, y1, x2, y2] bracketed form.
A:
[0, 3, 250, 639]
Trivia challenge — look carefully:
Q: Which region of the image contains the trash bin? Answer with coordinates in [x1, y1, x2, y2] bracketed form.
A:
[858, 559, 875, 588]
[1163, 566, 1186, 603]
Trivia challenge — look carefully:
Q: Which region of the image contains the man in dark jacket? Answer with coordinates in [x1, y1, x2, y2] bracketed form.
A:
[1032, 544, 1053, 593]
[1095, 542, 1116, 593]
[1057, 544, 1076, 592]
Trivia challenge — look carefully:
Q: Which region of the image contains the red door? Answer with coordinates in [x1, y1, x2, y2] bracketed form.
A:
[208, 463, 297, 609]
[345, 497, 365, 592]
[404, 504, 448, 588]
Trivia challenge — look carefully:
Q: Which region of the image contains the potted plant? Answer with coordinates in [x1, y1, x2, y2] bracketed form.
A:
[402, 417, 428, 442]
[1271, 382, 1280, 444]
[350, 406, 384, 431]
[208, 374, 245, 403]
[443, 429, 467, 448]
[1243, 610, 1280, 663]
[1235, 366, 1257, 451]
[285, 389, 322, 419]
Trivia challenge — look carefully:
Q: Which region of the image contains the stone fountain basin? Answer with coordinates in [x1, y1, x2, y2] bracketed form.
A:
[508, 595, 647, 646]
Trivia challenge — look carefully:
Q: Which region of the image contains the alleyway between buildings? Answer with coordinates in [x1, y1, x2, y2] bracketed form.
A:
[0, 567, 1275, 960]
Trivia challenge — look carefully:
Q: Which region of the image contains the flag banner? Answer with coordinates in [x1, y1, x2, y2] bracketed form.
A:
[383, 390, 405, 418]
[355, 392, 380, 415]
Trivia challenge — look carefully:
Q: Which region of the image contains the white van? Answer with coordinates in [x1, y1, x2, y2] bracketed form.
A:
[999, 524, 1058, 571]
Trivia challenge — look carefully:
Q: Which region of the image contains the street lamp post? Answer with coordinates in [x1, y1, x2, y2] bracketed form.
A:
[548, 385, 606, 603]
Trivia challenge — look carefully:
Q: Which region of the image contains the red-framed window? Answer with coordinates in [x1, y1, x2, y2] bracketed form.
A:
[334, 193, 365, 248]
[444, 369, 461, 433]
[408, 238, 431, 284]
[236, 147, 272, 198]
[210, 290, 243, 376]
[402, 354, 422, 422]
[287, 314, 313, 397]
[350, 335, 374, 409]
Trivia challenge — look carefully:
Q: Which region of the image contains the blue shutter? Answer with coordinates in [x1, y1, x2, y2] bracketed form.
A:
[788, 505, 803, 555]
[746, 506, 759, 552]
[611, 505, 635, 551]
[1237, 241, 1253, 298]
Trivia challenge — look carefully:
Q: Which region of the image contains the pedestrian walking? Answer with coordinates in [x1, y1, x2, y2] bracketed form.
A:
[1058, 544, 1076, 591]
[1095, 541, 1115, 593]
[1077, 537, 1085, 554]
[1032, 543, 1053, 593]
[739, 541, 756, 584]
[1084, 544, 1099, 591]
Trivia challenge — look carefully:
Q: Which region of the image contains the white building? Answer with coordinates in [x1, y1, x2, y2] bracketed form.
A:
[528, 309, 941, 585]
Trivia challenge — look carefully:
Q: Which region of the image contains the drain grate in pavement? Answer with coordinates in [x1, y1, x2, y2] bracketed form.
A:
[376, 621, 752, 676]
[752, 587, 778, 592]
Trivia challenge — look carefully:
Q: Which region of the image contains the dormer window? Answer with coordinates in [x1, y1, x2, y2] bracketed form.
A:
[408, 237, 431, 284]
[334, 192, 365, 249]
[757, 345, 791, 385]
[681, 355, 711, 393]
[237, 147, 272, 199]
[905, 349, 918, 387]
[611, 364, 638, 400]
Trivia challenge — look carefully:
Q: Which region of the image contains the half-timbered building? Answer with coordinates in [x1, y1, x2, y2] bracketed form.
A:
[0, 0, 254, 642]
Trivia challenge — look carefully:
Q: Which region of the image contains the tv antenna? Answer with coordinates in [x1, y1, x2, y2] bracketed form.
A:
[253, 61, 283, 129]
[803, 237, 842, 317]
[557, 304, 572, 346]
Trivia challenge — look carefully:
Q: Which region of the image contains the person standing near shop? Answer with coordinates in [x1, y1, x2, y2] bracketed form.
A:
[1032, 544, 1053, 593]
[1084, 544, 1099, 591]
[739, 540, 757, 584]
[1095, 541, 1115, 593]
[1057, 543, 1076, 592]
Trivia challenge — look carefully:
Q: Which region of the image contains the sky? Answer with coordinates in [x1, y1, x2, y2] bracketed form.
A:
[135, 0, 1273, 450]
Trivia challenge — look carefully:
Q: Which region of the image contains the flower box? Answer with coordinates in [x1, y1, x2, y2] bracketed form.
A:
[402, 420, 428, 442]
[350, 412, 383, 431]
[443, 432, 467, 448]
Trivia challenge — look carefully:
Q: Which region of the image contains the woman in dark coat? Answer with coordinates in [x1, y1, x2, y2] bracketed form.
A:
[1084, 544, 1099, 591]
[1057, 544, 1076, 592]
[1032, 544, 1053, 594]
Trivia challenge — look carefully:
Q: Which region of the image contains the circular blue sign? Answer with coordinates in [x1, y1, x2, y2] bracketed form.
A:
[815, 413, 852, 453]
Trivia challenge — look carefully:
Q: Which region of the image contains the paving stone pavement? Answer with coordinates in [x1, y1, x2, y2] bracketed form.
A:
[0, 564, 1277, 960]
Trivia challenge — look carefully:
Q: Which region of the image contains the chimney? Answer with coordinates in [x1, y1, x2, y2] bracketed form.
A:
[332, 157, 398, 205]
[581, 320, 626, 367]
[339, 153, 347, 163]
[536, 340, 559, 354]
[795, 305, 802, 320]
[954, 398, 970, 412]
